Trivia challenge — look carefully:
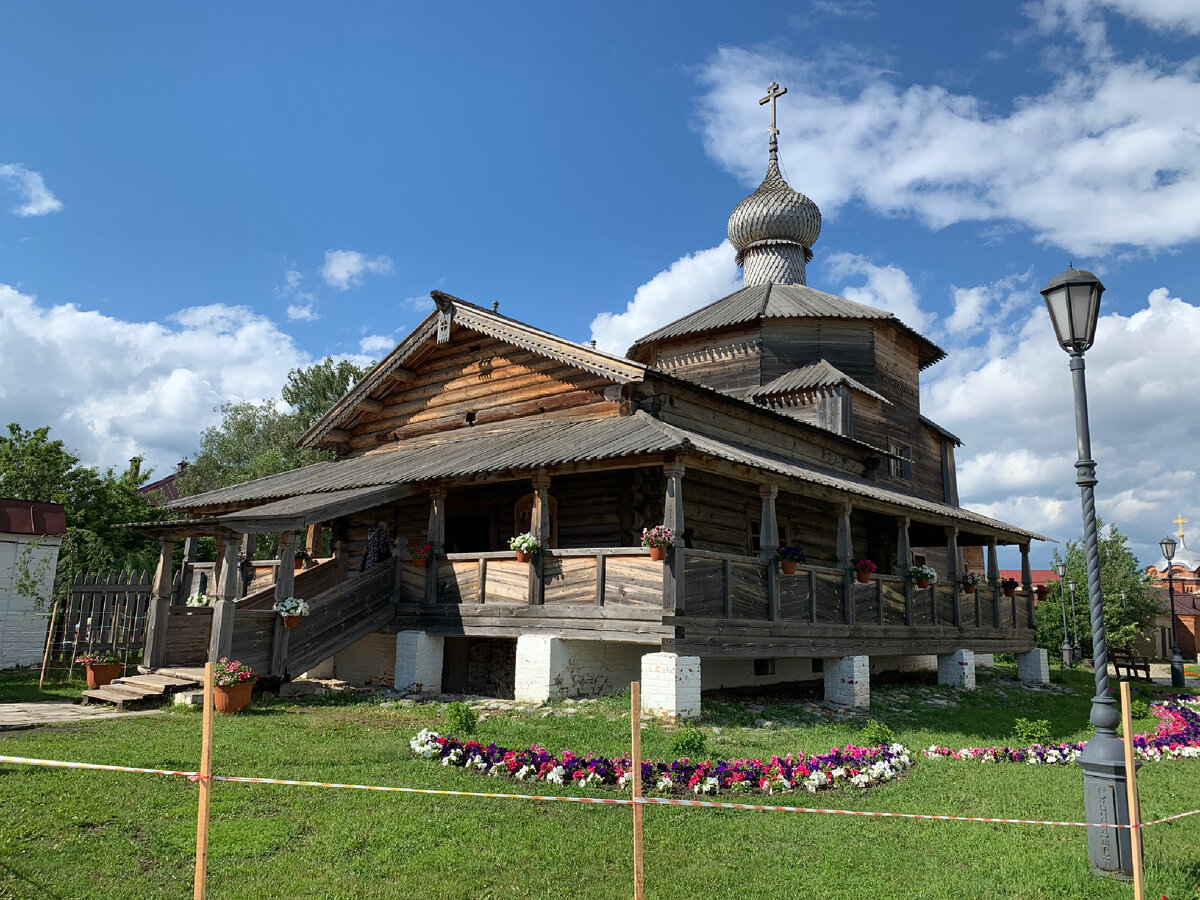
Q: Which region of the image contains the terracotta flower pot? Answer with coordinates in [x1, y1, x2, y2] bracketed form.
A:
[515, 550, 532, 563]
[648, 545, 668, 561]
[1003, 588, 1015, 598]
[413, 557, 426, 568]
[855, 571, 870, 584]
[916, 578, 931, 589]
[283, 615, 300, 629]
[962, 584, 976, 595]
[780, 559, 798, 575]
[85, 663, 122, 690]
[214, 681, 254, 714]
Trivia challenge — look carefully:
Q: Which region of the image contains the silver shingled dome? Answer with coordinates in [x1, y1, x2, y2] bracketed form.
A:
[727, 159, 822, 260]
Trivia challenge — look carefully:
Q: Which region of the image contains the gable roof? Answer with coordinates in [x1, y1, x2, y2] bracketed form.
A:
[627, 281, 946, 369]
[300, 291, 647, 450]
[744, 360, 890, 405]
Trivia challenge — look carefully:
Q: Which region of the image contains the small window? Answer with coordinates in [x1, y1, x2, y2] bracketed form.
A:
[753, 658, 776, 676]
[750, 521, 788, 553]
[888, 440, 913, 481]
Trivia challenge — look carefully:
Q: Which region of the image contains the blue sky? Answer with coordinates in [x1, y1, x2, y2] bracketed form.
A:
[3, 0, 1200, 568]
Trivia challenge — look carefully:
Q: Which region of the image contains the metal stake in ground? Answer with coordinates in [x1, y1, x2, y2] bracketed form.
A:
[631, 681, 645, 900]
[193, 662, 214, 900]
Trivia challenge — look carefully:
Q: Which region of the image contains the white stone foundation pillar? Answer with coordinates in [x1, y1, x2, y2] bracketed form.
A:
[824, 656, 870, 708]
[515, 635, 570, 703]
[394, 631, 444, 694]
[640, 652, 700, 721]
[937, 649, 976, 689]
[1016, 648, 1050, 684]
[974, 653, 996, 667]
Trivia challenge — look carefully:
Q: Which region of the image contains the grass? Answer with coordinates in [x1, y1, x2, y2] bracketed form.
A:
[0, 667, 87, 703]
[0, 666, 1198, 899]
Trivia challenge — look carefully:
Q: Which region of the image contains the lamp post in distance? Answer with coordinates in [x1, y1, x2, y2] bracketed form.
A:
[1158, 536, 1186, 689]
[1055, 562, 1071, 668]
[1067, 579, 1082, 663]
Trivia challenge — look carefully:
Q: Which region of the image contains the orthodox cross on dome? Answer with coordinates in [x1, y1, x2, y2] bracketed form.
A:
[1175, 513, 1188, 541]
[759, 82, 788, 162]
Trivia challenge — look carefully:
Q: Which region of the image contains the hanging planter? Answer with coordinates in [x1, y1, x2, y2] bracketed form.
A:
[1001, 579, 1019, 598]
[273, 596, 309, 627]
[407, 542, 433, 568]
[509, 533, 540, 563]
[961, 573, 980, 595]
[515, 549, 532, 563]
[910, 565, 937, 591]
[854, 560, 876, 584]
[776, 545, 805, 576]
[641, 525, 674, 562]
[780, 559, 797, 575]
[283, 615, 300, 629]
[648, 546, 667, 561]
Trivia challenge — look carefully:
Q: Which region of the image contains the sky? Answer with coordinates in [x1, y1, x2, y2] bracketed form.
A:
[2, 0, 1200, 570]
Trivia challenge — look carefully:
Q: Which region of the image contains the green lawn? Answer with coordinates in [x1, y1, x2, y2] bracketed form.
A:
[1, 667, 1198, 899]
[0, 667, 87, 703]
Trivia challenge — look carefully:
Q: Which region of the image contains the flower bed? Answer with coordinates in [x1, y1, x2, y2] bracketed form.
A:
[923, 697, 1200, 764]
[410, 730, 913, 795]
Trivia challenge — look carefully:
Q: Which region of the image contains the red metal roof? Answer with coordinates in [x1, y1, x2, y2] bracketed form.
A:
[1000, 569, 1059, 586]
[0, 498, 67, 536]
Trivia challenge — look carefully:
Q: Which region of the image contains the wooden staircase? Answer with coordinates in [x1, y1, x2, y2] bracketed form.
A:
[81, 671, 201, 709]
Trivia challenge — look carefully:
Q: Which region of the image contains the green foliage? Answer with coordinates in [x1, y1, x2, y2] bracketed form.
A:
[175, 358, 369, 500]
[1013, 717, 1052, 745]
[858, 720, 896, 747]
[1035, 520, 1158, 657]
[1128, 698, 1151, 720]
[670, 724, 707, 759]
[445, 701, 477, 737]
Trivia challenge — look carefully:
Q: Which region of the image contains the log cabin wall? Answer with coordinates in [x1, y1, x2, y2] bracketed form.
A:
[759, 320, 877, 389]
[774, 490, 840, 566]
[650, 327, 763, 394]
[344, 329, 619, 454]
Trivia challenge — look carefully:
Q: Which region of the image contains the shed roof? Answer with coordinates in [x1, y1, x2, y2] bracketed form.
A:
[627, 282, 947, 369]
[0, 498, 66, 537]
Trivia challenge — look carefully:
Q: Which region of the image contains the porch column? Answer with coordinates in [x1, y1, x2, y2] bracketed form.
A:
[239, 533, 257, 597]
[759, 484, 779, 621]
[334, 540, 349, 583]
[1020, 543, 1035, 627]
[276, 531, 299, 602]
[836, 501, 853, 625]
[209, 539, 240, 662]
[212, 535, 226, 597]
[987, 538, 1000, 628]
[529, 470, 551, 606]
[425, 486, 446, 605]
[305, 523, 323, 560]
[182, 536, 198, 598]
[144, 537, 177, 670]
[662, 460, 686, 613]
[895, 516, 911, 574]
[944, 526, 960, 583]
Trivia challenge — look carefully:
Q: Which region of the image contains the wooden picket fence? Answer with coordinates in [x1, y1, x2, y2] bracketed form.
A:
[43, 571, 153, 678]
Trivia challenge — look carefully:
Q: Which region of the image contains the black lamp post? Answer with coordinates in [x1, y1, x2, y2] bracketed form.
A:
[1055, 562, 1071, 667]
[1042, 265, 1132, 877]
[1067, 579, 1082, 663]
[1159, 536, 1186, 688]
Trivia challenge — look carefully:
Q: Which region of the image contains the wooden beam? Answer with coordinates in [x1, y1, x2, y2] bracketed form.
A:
[325, 428, 350, 444]
[357, 398, 385, 413]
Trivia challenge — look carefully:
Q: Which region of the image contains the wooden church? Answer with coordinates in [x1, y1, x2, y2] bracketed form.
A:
[136, 84, 1049, 717]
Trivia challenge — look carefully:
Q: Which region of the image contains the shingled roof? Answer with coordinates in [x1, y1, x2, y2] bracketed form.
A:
[627, 282, 946, 369]
[744, 359, 890, 405]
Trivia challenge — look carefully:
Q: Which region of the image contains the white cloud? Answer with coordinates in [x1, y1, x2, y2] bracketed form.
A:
[694, 23, 1200, 256]
[823, 252, 933, 332]
[358, 333, 396, 355]
[589, 242, 742, 354]
[320, 250, 394, 291]
[286, 303, 319, 322]
[0, 163, 63, 217]
[1031, 0, 1200, 41]
[0, 284, 310, 476]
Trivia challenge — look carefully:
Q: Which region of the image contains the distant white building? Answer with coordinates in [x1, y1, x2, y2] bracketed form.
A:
[0, 498, 66, 668]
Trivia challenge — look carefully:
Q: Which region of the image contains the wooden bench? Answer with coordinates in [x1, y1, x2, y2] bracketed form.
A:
[1112, 648, 1152, 682]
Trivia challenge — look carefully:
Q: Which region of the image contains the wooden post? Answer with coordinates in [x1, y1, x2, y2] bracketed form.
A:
[193, 661, 215, 900]
[987, 540, 1000, 627]
[207, 601, 235, 663]
[425, 487, 446, 605]
[305, 523, 323, 559]
[530, 471, 551, 606]
[895, 516, 911, 576]
[904, 577, 913, 627]
[269, 614, 290, 678]
[944, 526, 960, 584]
[837, 501, 853, 625]
[334, 540, 349, 583]
[145, 537, 177, 670]
[275, 532, 298, 602]
[38, 597, 61, 690]
[759, 485, 779, 622]
[212, 536, 226, 597]
[1020, 543, 1035, 627]
[662, 460, 686, 613]
[807, 569, 817, 624]
[594, 554, 606, 606]
[1119, 681, 1145, 900]
[631, 680, 645, 900]
[239, 534, 256, 598]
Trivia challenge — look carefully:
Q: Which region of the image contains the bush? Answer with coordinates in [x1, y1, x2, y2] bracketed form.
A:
[445, 701, 477, 737]
[1129, 698, 1151, 720]
[859, 720, 896, 747]
[670, 725, 707, 759]
[1013, 717, 1052, 745]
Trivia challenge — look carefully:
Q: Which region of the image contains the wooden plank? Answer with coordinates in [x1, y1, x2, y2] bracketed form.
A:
[594, 554, 606, 606]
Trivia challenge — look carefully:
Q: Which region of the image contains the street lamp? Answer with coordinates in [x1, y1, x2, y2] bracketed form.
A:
[1067, 579, 1082, 663]
[1055, 563, 1071, 667]
[1159, 536, 1186, 688]
[1042, 265, 1132, 877]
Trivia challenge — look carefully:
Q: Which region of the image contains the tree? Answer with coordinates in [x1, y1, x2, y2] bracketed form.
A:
[1035, 519, 1158, 657]
[1, 422, 163, 608]
[282, 356, 369, 430]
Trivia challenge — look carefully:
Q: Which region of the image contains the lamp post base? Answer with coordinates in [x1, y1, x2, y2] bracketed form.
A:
[1062, 644, 1072, 668]
[1078, 698, 1134, 879]
[1170, 652, 1186, 688]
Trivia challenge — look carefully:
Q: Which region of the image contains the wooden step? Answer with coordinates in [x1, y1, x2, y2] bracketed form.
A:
[81, 686, 159, 708]
[115, 674, 198, 692]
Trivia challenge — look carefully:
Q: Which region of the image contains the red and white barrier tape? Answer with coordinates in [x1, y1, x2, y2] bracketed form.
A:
[2, 754, 1195, 830]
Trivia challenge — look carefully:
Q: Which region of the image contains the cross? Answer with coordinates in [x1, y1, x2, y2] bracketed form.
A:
[1175, 514, 1188, 540]
[759, 82, 788, 160]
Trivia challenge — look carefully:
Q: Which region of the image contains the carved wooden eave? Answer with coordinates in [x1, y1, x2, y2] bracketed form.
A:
[299, 290, 648, 451]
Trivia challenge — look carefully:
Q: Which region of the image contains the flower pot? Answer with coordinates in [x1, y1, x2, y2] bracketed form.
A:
[283, 615, 300, 629]
[294, 558, 305, 572]
[85, 663, 122, 690]
[412, 557, 426, 568]
[648, 545, 667, 561]
[855, 571, 870, 584]
[515, 550, 532, 563]
[962, 584, 976, 595]
[916, 579, 931, 589]
[780, 559, 798, 575]
[1003, 588, 1015, 598]
[214, 681, 254, 714]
